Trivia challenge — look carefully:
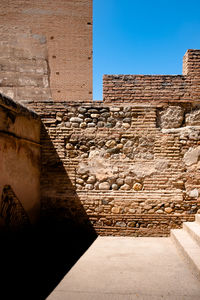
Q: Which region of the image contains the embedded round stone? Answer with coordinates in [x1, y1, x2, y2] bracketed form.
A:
[88, 122, 96, 127]
[165, 207, 173, 213]
[123, 118, 131, 123]
[106, 140, 116, 148]
[133, 183, 143, 191]
[99, 182, 110, 190]
[65, 122, 71, 128]
[87, 175, 96, 184]
[125, 176, 133, 185]
[66, 143, 74, 150]
[120, 184, 131, 190]
[123, 123, 131, 129]
[116, 178, 124, 186]
[112, 183, 118, 190]
[91, 114, 100, 118]
[85, 184, 94, 190]
[70, 117, 83, 122]
[97, 121, 104, 128]
[111, 207, 121, 214]
[78, 107, 87, 113]
[80, 122, 87, 128]
[76, 178, 84, 185]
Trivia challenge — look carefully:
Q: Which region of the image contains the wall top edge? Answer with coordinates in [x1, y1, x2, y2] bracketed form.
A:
[0, 93, 40, 120]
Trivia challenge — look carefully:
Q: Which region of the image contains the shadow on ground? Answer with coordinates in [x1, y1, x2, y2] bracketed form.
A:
[0, 125, 97, 300]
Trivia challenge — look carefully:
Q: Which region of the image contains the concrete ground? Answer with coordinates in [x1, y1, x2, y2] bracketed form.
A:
[47, 237, 200, 300]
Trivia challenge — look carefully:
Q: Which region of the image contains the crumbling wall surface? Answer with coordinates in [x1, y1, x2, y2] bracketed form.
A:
[0, 0, 93, 102]
[0, 26, 51, 104]
[25, 100, 200, 236]
[0, 93, 41, 229]
[103, 50, 200, 103]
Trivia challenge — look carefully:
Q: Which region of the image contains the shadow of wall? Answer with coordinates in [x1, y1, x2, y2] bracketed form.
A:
[0, 124, 97, 300]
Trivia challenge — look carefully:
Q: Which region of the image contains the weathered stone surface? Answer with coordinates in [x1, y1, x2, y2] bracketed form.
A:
[85, 184, 94, 190]
[124, 177, 133, 186]
[165, 207, 173, 214]
[106, 140, 116, 148]
[188, 189, 199, 198]
[186, 109, 200, 126]
[116, 221, 126, 227]
[76, 178, 84, 185]
[122, 123, 130, 129]
[116, 178, 124, 186]
[66, 143, 74, 150]
[78, 107, 87, 114]
[184, 146, 200, 166]
[80, 122, 87, 128]
[111, 207, 121, 214]
[87, 175, 96, 184]
[88, 122, 96, 127]
[158, 106, 184, 129]
[112, 184, 118, 190]
[133, 183, 143, 191]
[99, 182, 110, 190]
[70, 117, 83, 123]
[120, 184, 131, 190]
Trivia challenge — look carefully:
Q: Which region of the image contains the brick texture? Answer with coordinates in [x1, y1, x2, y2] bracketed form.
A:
[103, 50, 200, 104]
[0, 0, 92, 102]
[23, 99, 200, 236]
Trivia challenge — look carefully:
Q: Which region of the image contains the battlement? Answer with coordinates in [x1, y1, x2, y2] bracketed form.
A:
[103, 50, 200, 103]
[183, 49, 200, 76]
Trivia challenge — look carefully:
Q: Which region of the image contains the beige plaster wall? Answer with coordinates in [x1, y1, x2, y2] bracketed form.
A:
[0, 94, 41, 229]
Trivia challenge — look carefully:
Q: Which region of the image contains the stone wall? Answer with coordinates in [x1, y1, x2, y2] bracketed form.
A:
[0, 0, 93, 102]
[23, 99, 200, 236]
[0, 93, 41, 230]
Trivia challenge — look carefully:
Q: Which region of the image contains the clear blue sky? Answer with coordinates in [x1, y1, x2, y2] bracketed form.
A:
[93, 0, 200, 100]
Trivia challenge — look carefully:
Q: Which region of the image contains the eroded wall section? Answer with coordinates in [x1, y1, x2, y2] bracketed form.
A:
[0, 94, 41, 230]
[23, 99, 200, 236]
[0, 0, 92, 102]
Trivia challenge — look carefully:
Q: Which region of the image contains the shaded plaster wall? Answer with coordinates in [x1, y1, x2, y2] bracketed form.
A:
[23, 99, 200, 236]
[0, 94, 41, 230]
[0, 0, 92, 102]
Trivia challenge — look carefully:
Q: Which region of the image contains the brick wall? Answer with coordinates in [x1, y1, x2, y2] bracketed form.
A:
[0, 0, 92, 102]
[0, 28, 51, 103]
[23, 99, 200, 236]
[183, 49, 200, 76]
[103, 50, 200, 104]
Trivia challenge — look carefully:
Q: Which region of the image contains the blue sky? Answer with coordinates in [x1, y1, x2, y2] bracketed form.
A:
[93, 0, 200, 100]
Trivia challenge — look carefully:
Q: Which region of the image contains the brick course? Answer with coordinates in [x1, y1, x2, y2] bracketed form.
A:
[23, 99, 200, 236]
[103, 50, 200, 104]
[0, 0, 92, 102]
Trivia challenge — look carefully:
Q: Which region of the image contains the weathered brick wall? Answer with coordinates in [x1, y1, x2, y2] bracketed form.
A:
[183, 49, 200, 76]
[103, 50, 200, 103]
[0, 28, 51, 103]
[24, 100, 200, 236]
[0, 0, 92, 102]
[0, 94, 41, 230]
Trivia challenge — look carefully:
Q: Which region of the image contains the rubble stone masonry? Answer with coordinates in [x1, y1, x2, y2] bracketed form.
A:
[19, 49, 200, 236]
[1, 2, 200, 237]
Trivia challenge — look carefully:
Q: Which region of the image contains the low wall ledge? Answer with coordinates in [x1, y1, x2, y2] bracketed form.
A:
[0, 93, 40, 121]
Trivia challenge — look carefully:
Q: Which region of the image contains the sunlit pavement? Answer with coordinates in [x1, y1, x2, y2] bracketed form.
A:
[47, 236, 200, 300]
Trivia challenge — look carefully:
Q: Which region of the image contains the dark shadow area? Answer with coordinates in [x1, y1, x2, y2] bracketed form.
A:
[0, 124, 97, 300]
